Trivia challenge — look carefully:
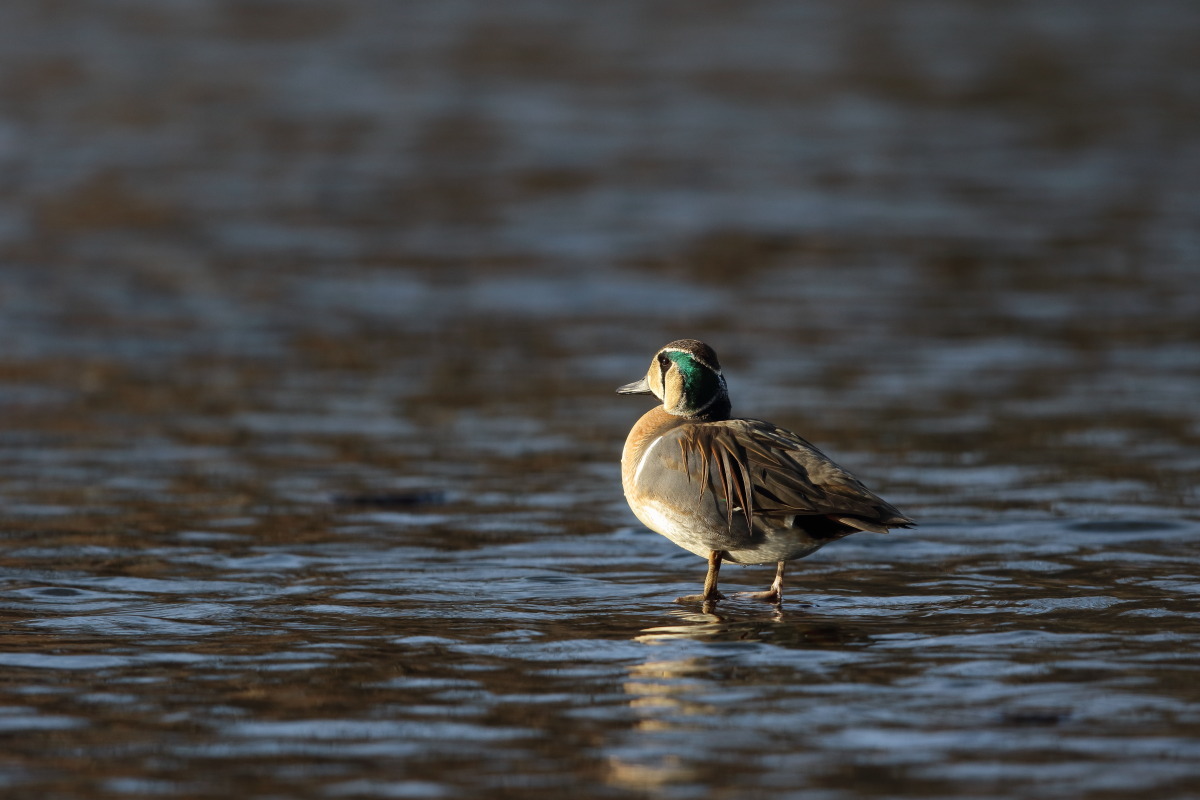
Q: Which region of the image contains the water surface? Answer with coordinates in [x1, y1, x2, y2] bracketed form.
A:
[2, 1, 1200, 798]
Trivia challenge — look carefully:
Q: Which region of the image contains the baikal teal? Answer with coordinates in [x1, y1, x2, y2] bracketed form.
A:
[618, 339, 914, 606]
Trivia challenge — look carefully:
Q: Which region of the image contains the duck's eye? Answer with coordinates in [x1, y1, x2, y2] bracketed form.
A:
[657, 353, 674, 378]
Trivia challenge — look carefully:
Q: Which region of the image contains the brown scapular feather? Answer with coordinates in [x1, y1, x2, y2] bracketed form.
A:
[678, 419, 914, 535]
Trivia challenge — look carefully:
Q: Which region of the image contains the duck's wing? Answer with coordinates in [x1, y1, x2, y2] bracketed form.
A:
[675, 418, 915, 534]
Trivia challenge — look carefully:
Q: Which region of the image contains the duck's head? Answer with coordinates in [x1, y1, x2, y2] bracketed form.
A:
[618, 339, 731, 420]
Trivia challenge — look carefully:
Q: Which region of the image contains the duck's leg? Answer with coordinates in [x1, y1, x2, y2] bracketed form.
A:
[736, 560, 784, 604]
[702, 549, 724, 600]
[675, 550, 726, 604]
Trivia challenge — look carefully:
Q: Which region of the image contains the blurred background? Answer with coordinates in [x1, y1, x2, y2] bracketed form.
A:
[1, 1, 1199, 798]
[2, 0, 1198, 517]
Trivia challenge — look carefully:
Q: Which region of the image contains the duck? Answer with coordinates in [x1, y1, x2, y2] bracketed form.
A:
[618, 339, 913, 605]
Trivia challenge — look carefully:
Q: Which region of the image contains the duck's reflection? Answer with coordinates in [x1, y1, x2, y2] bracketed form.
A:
[622, 656, 714, 726]
[606, 606, 871, 792]
[635, 605, 869, 647]
[605, 656, 712, 791]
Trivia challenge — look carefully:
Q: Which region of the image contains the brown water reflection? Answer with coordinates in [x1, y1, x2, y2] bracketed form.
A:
[3, 0, 1200, 798]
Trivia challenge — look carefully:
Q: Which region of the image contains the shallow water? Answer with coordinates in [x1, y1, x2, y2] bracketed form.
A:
[3, 1, 1200, 798]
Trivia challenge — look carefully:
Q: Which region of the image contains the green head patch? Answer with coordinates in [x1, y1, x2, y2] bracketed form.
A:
[663, 350, 727, 416]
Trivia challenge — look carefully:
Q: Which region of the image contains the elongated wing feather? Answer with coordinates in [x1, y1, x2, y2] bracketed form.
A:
[677, 418, 913, 532]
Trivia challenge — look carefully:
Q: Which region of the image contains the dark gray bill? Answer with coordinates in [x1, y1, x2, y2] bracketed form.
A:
[616, 377, 652, 395]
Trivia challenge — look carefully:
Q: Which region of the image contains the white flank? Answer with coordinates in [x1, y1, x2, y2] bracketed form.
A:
[633, 434, 665, 484]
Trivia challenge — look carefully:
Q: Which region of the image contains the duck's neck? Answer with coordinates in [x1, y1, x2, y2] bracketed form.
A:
[673, 393, 731, 422]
